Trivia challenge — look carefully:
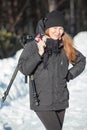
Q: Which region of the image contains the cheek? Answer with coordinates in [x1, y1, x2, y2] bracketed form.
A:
[49, 31, 53, 37]
[59, 29, 64, 35]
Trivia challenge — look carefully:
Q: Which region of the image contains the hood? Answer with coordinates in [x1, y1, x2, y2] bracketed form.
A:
[36, 19, 45, 34]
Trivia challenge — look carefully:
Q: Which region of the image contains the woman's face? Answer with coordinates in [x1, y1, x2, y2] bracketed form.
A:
[48, 26, 64, 40]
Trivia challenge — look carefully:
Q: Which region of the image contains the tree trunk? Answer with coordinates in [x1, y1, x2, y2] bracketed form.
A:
[70, 0, 76, 36]
[76, 0, 82, 33]
[48, 0, 57, 12]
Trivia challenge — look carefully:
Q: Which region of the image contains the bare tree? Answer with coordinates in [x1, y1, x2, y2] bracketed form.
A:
[70, 0, 76, 36]
[48, 0, 67, 12]
[48, 0, 57, 11]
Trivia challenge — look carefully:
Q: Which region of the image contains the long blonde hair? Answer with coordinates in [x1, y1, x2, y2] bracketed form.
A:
[45, 29, 76, 63]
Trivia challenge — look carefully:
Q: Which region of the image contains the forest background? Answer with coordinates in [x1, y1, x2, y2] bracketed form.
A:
[0, 0, 87, 59]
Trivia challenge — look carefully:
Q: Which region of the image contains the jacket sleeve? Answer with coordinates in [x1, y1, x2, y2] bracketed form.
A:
[67, 49, 86, 81]
[18, 40, 42, 75]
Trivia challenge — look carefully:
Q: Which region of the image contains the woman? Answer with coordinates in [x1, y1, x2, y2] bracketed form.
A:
[18, 10, 86, 130]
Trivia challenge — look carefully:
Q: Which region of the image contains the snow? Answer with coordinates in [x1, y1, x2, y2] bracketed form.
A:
[0, 32, 87, 130]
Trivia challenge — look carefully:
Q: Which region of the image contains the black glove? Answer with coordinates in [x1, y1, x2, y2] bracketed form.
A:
[66, 71, 73, 82]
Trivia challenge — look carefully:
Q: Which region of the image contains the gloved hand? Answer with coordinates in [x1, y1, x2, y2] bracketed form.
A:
[66, 71, 73, 82]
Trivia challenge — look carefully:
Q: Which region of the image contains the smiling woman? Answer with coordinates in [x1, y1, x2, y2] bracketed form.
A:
[18, 10, 86, 130]
[45, 26, 64, 40]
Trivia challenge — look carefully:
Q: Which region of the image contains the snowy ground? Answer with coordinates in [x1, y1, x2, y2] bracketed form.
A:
[0, 32, 87, 130]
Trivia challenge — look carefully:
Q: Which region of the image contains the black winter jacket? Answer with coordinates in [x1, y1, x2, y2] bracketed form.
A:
[18, 40, 86, 111]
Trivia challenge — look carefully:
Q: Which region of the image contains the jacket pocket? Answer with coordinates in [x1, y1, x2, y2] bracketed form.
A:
[59, 87, 69, 102]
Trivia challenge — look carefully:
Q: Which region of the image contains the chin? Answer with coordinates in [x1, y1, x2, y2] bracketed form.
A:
[52, 37, 59, 40]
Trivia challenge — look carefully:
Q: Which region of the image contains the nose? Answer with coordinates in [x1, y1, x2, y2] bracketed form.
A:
[55, 28, 60, 33]
[53, 28, 60, 34]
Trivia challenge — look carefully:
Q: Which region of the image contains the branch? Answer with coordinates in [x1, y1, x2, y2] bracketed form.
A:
[13, 0, 29, 30]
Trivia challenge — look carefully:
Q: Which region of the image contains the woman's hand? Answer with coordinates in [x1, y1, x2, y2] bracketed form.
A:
[35, 34, 50, 56]
[35, 34, 46, 56]
[42, 35, 50, 42]
[37, 39, 46, 56]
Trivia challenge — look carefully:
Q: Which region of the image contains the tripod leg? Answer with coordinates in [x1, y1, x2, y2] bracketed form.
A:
[1, 65, 19, 103]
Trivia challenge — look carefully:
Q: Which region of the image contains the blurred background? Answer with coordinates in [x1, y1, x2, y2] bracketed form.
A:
[0, 0, 87, 130]
[0, 0, 87, 59]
